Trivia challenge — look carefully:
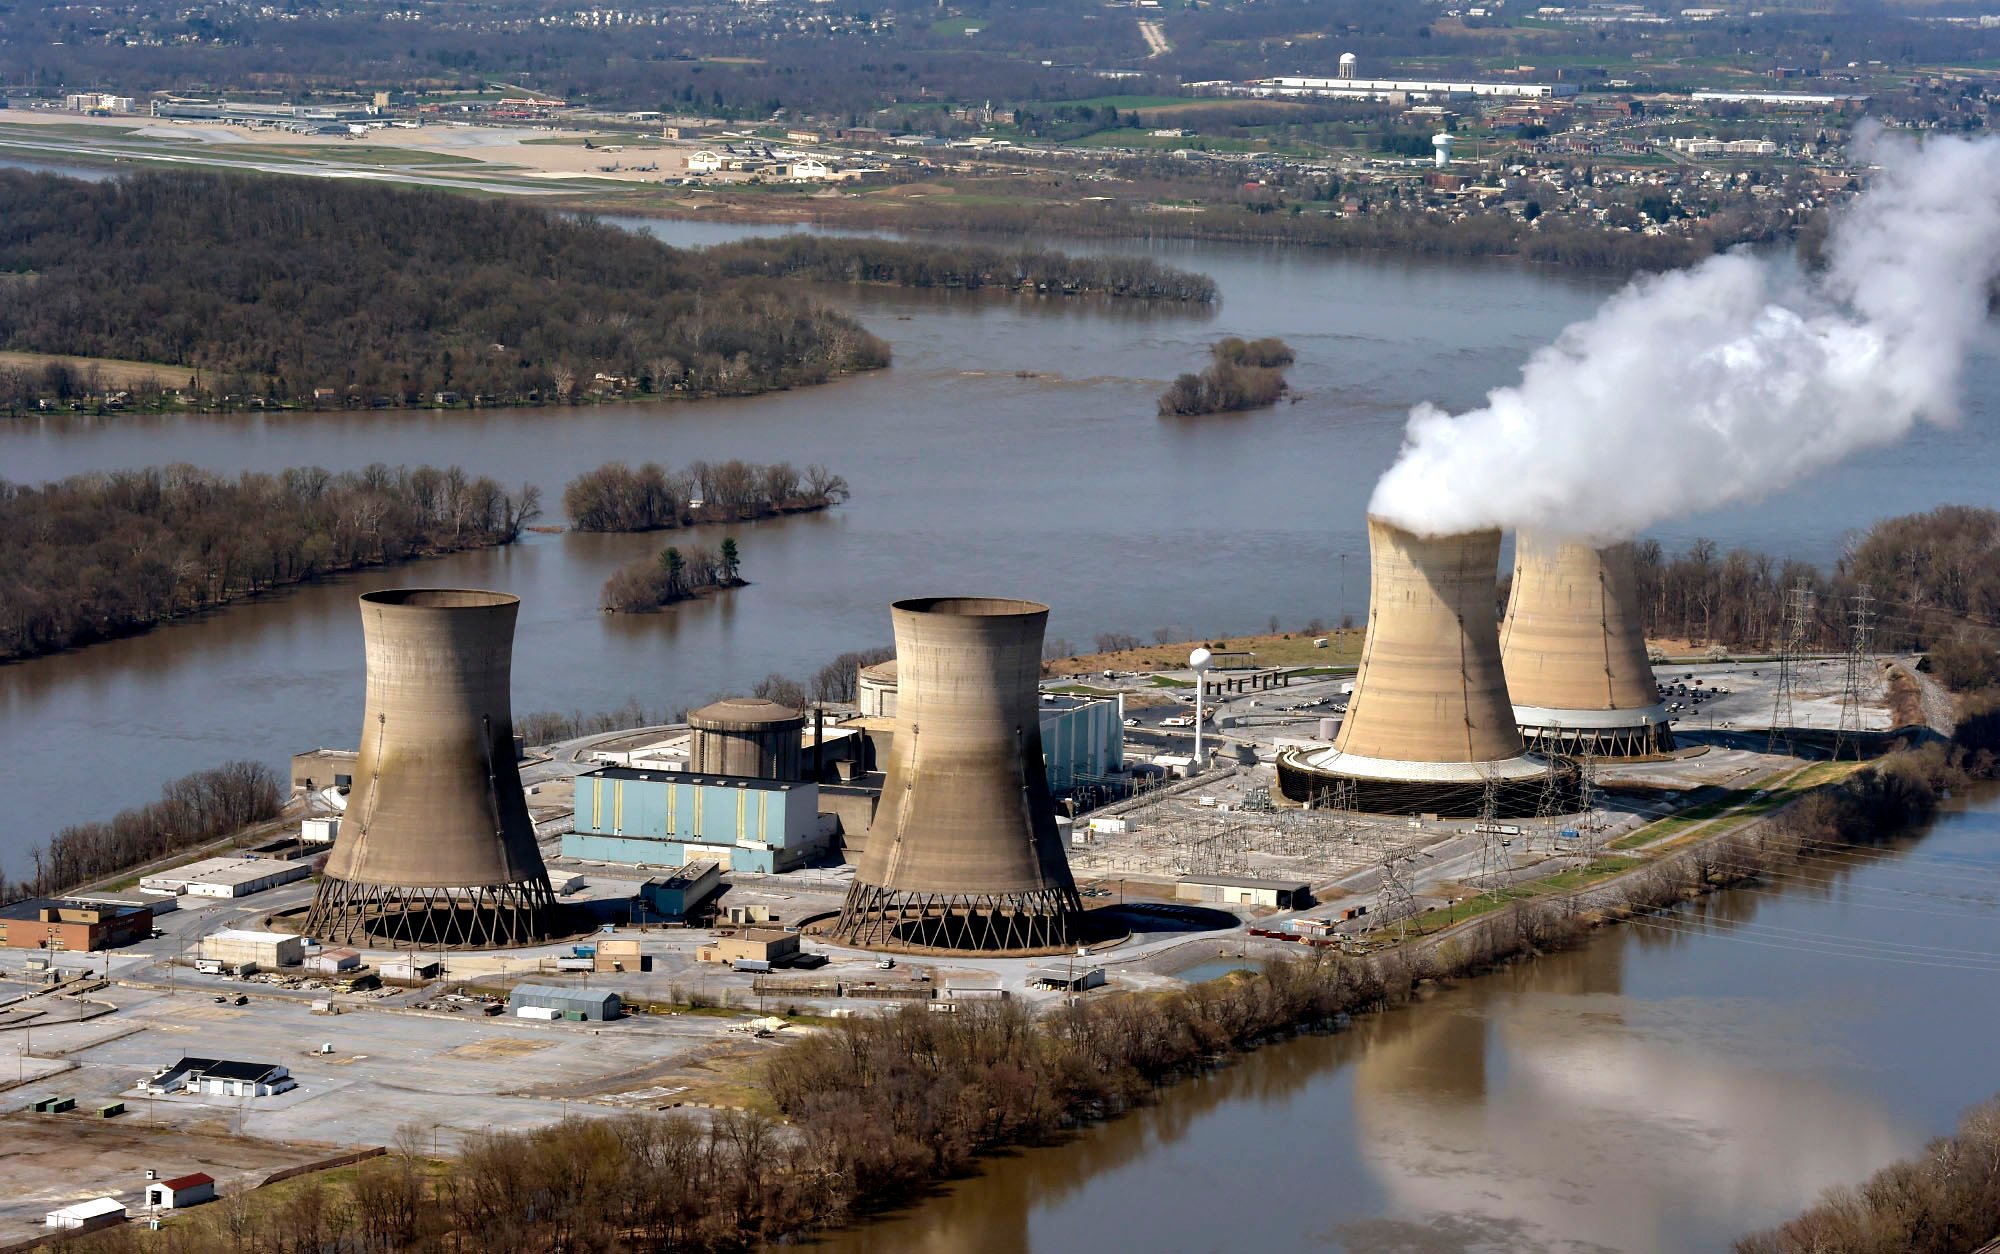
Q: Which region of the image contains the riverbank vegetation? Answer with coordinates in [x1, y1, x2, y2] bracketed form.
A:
[705, 235, 1218, 303]
[564, 460, 848, 532]
[8, 761, 283, 899]
[1627, 505, 2000, 666]
[0, 465, 538, 662]
[0, 170, 887, 412]
[1736, 1094, 2000, 1253]
[601, 540, 745, 613]
[1158, 335, 1293, 416]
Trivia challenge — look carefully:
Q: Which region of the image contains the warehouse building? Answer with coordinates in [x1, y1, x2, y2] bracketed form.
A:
[140, 857, 309, 899]
[1176, 875, 1312, 909]
[303, 947, 361, 974]
[508, 983, 622, 1021]
[144, 1057, 296, 1098]
[634, 861, 722, 922]
[0, 899, 152, 952]
[145, 1172, 217, 1210]
[45, 1198, 125, 1232]
[697, 930, 800, 966]
[564, 769, 827, 872]
[201, 929, 305, 969]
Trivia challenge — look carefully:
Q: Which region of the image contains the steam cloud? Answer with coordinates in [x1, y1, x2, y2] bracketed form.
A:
[1369, 128, 2000, 541]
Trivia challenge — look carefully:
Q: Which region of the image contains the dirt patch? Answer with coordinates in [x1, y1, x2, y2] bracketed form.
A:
[443, 1037, 554, 1061]
[0, 1115, 327, 1221]
[0, 349, 183, 389]
[1046, 627, 1366, 677]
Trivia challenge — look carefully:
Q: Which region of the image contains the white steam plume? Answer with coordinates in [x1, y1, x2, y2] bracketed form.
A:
[1369, 128, 2000, 541]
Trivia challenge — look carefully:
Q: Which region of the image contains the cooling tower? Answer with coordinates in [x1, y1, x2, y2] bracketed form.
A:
[1501, 534, 1672, 757]
[689, 696, 805, 781]
[833, 597, 1081, 952]
[1278, 518, 1549, 816]
[302, 589, 557, 947]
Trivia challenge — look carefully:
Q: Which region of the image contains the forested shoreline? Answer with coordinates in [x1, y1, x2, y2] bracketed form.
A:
[8, 762, 284, 900]
[601, 540, 746, 613]
[0, 170, 888, 412]
[704, 235, 1218, 302]
[564, 460, 848, 532]
[0, 464, 537, 661]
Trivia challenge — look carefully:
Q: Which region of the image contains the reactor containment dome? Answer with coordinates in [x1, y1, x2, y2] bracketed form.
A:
[832, 596, 1082, 952]
[302, 588, 558, 948]
[1501, 534, 1672, 757]
[1278, 518, 1550, 817]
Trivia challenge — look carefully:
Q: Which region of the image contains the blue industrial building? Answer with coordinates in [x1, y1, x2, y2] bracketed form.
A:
[1040, 696, 1124, 793]
[564, 768, 824, 873]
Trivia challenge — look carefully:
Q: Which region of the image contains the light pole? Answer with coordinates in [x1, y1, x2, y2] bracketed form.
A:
[1190, 647, 1213, 772]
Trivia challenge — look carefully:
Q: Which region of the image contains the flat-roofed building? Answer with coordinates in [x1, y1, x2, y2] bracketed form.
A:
[508, 983, 621, 1021]
[1175, 875, 1312, 909]
[0, 898, 152, 952]
[140, 857, 309, 899]
[202, 928, 304, 969]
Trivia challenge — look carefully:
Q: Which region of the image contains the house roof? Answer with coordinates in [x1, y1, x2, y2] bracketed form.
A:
[159, 1172, 214, 1190]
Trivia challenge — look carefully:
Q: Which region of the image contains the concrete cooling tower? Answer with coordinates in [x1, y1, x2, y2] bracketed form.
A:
[1501, 535, 1671, 757]
[833, 597, 1082, 952]
[1278, 518, 1549, 816]
[302, 589, 558, 948]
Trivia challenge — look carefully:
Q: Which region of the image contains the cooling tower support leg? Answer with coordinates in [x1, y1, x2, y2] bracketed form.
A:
[832, 883, 1082, 953]
[302, 875, 559, 949]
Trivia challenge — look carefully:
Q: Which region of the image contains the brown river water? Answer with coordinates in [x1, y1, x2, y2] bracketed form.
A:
[805, 789, 2000, 1253]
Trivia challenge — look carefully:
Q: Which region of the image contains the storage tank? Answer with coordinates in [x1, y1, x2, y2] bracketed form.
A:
[1338, 51, 1358, 80]
[688, 696, 805, 780]
[302, 589, 557, 947]
[1501, 533, 1672, 757]
[856, 659, 898, 717]
[1278, 518, 1549, 816]
[833, 597, 1082, 952]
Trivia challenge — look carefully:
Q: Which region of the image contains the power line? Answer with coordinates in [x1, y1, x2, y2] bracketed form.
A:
[1834, 583, 1876, 761]
[1767, 579, 1814, 755]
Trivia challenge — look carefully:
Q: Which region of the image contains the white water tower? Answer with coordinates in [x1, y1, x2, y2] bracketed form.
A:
[1432, 131, 1454, 169]
[1338, 51, 1358, 80]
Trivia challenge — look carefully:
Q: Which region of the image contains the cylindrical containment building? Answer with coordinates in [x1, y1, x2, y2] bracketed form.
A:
[1278, 518, 1550, 816]
[833, 597, 1082, 952]
[689, 697, 805, 781]
[1501, 534, 1672, 757]
[303, 589, 558, 947]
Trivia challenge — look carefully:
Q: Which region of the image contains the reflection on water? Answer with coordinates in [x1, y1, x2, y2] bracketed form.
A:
[806, 792, 2000, 1253]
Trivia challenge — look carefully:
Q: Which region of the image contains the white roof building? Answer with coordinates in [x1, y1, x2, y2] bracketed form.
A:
[45, 1197, 125, 1230]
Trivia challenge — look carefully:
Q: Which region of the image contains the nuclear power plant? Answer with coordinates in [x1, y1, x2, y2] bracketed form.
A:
[1501, 535, 1673, 757]
[302, 589, 559, 948]
[832, 597, 1083, 952]
[1278, 518, 1550, 816]
[688, 696, 806, 780]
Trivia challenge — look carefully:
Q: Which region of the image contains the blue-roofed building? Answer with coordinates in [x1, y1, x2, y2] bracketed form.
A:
[563, 768, 825, 873]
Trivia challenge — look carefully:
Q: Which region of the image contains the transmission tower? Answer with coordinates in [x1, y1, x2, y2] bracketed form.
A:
[1834, 584, 1877, 761]
[1377, 846, 1420, 940]
[1473, 773, 1504, 888]
[1767, 579, 1815, 756]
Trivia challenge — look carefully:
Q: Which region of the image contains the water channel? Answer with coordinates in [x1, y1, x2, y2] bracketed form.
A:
[3, 162, 1998, 856]
[807, 788, 2000, 1253]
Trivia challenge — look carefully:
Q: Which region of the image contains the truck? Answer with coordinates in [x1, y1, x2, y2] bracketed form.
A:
[733, 959, 773, 974]
[1161, 716, 1193, 728]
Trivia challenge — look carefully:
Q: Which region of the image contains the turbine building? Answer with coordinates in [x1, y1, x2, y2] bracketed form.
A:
[302, 589, 558, 947]
[832, 597, 1082, 952]
[1500, 534, 1672, 757]
[1278, 518, 1549, 816]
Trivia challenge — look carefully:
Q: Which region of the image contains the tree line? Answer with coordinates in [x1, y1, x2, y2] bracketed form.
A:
[8, 761, 284, 896]
[1736, 1093, 2000, 1253]
[1158, 335, 1293, 416]
[601, 540, 745, 613]
[564, 460, 848, 533]
[0, 170, 888, 411]
[704, 236, 1219, 303]
[1625, 507, 2000, 683]
[0, 464, 538, 661]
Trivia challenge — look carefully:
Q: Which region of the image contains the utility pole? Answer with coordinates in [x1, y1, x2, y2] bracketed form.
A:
[1834, 583, 1876, 761]
[1767, 579, 1814, 756]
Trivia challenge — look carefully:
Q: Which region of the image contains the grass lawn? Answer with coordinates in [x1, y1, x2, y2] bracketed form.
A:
[0, 349, 184, 389]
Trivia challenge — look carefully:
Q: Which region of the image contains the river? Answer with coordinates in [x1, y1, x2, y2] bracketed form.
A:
[2, 165, 1998, 855]
[806, 787, 2000, 1253]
